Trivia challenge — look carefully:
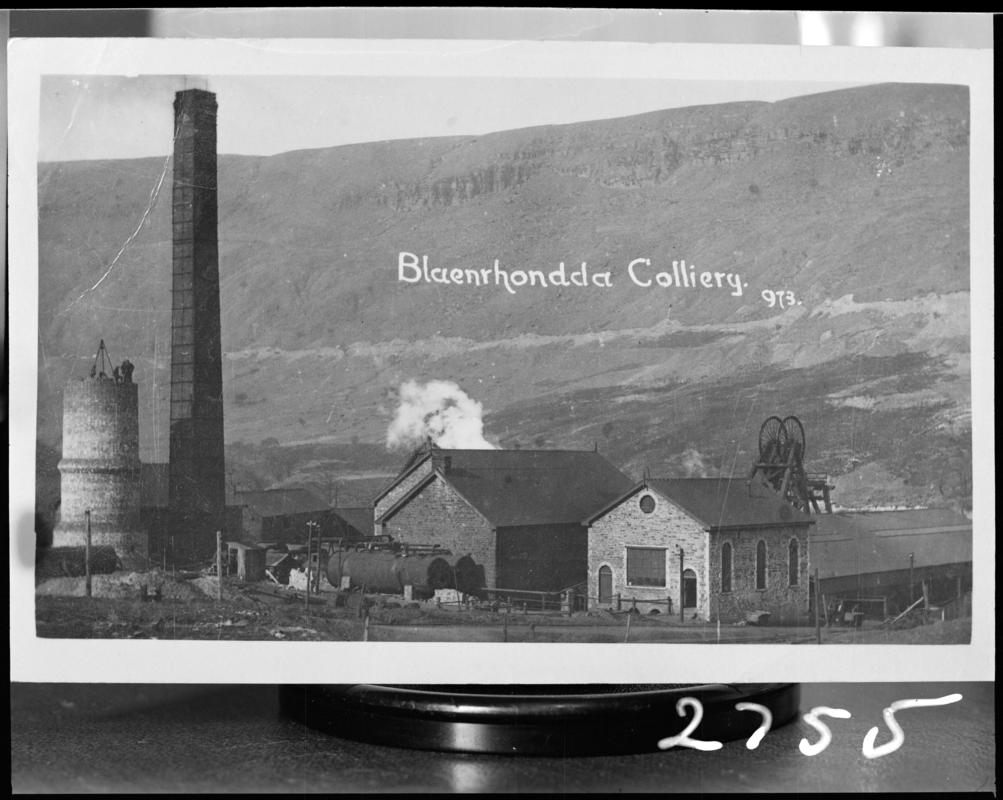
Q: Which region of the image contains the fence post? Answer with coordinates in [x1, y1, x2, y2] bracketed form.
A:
[616, 593, 621, 612]
[85, 510, 92, 598]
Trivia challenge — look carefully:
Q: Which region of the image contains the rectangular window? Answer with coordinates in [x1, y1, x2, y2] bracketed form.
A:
[626, 547, 666, 587]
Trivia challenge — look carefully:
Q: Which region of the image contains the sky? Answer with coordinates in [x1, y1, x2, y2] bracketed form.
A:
[39, 74, 864, 162]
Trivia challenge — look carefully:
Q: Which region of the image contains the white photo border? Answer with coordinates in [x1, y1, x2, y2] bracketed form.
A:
[9, 38, 994, 683]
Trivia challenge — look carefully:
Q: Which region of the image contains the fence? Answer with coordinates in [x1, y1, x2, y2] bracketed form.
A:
[600, 594, 674, 615]
[466, 583, 586, 615]
[428, 586, 676, 616]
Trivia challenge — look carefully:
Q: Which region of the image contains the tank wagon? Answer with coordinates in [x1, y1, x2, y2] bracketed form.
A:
[326, 547, 483, 599]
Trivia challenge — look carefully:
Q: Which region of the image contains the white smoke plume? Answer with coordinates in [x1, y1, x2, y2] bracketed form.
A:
[386, 379, 496, 450]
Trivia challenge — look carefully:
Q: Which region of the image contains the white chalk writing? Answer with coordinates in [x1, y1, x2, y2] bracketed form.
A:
[657, 696, 724, 752]
[861, 694, 963, 760]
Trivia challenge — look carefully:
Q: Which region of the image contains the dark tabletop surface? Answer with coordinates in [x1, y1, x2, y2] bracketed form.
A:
[11, 682, 995, 794]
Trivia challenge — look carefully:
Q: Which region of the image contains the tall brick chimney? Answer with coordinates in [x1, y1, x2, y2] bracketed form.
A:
[168, 88, 225, 556]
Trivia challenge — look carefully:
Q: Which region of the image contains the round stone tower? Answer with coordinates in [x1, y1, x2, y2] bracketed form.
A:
[53, 342, 148, 569]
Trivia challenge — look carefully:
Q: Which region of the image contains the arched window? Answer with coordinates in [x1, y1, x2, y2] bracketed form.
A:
[788, 538, 800, 586]
[721, 542, 732, 593]
[756, 540, 767, 590]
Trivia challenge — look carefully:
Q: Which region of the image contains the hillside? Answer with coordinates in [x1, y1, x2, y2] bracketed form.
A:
[36, 82, 972, 513]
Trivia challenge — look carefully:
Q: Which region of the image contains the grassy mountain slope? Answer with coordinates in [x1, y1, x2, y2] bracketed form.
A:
[36, 83, 971, 512]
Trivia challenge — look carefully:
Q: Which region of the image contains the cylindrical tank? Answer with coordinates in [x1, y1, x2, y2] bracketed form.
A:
[397, 555, 454, 594]
[326, 550, 403, 593]
[451, 554, 484, 597]
[326, 549, 484, 597]
[52, 372, 148, 569]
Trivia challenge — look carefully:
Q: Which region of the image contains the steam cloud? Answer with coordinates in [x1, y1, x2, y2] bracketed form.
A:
[386, 379, 496, 450]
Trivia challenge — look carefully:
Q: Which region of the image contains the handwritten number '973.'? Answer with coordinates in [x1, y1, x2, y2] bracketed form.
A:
[658, 694, 962, 757]
[761, 289, 798, 309]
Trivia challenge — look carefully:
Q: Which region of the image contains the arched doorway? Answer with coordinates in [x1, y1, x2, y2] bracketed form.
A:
[683, 568, 697, 609]
[598, 565, 613, 604]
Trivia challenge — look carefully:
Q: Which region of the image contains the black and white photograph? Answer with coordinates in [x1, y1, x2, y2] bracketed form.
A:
[8, 32, 993, 684]
[6, 10, 995, 796]
[27, 75, 979, 643]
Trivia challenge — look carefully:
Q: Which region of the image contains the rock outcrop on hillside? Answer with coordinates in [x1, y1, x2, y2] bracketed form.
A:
[36, 83, 972, 512]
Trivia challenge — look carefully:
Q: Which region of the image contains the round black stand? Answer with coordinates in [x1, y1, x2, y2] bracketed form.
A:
[280, 683, 799, 756]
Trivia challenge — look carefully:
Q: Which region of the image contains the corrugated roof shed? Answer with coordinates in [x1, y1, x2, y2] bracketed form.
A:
[233, 488, 330, 517]
[811, 509, 972, 579]
[380, 449, 634, 527]
[642, 477, 813, 529]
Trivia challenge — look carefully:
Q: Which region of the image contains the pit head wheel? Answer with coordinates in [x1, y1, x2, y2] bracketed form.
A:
[781, 415, 806, 462]
[758, 415, 788, 461]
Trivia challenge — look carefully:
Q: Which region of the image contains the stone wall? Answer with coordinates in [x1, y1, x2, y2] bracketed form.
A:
[54, 377, 148, 568]
[380, 474, 496, 588]
[373, 458, 434, 527]
[708, 526, 810, 625]
[588, 489, 709, 618]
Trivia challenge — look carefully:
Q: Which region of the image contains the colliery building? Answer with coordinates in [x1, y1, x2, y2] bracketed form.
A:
[373, 446, 634, 594]
[810, 508, 972, 619]
[586, 477, 813, 624]
[230, 488, 372, 545]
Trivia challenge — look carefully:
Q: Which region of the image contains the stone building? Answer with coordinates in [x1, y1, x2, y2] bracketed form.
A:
[373, 446, 634, 593]
[586, 477, 813, 623]
[53, 346, 148, 569]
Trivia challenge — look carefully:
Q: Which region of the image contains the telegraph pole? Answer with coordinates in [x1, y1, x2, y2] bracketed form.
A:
[305, 521, 314, 610]
[908, 552, 915, 603]
[85, 509, 92, 598]
[216, 531, 223, 602]
[678, 547, 685, 623]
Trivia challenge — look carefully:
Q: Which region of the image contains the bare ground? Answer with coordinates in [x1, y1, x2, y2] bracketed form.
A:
[34, 584, 971, 643]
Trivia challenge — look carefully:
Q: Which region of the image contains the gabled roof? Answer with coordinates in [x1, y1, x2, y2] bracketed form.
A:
[587, 476, 813, 529]
[378, 448, 634, 528]
[232, 488, 330, 517]
[810, 509, 972, 579]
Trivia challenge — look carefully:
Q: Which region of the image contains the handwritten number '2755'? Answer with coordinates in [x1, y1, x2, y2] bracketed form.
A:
[657, 694, 962, 758]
